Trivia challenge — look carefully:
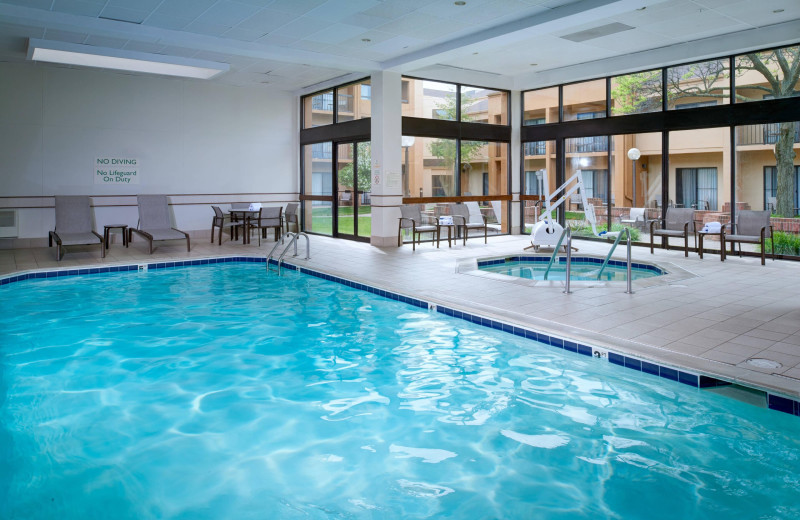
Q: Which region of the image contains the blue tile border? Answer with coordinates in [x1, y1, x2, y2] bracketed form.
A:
[477, 255, 665, 275]
[2, 255, 798, 418]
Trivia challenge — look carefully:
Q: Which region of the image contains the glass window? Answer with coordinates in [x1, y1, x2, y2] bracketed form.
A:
[302, 142, 333, 236]
[401, 136, 457, 197]
[736, 119, 800, 258]
[460, 140, 507, 196]
[460, 85, 508, 125]
[522, 140, 555, 233]
[563, 79, 606, 121]
[667, 59, 730, 109]
[610, 69, 662, 116]
[735, 45, 800, 102]
[565, 136, 609, 236]
[523, 86, 559, 125]
[302, 89, 334, 129]
[401, 78, 456, 120]
[337, 80, 371, 122]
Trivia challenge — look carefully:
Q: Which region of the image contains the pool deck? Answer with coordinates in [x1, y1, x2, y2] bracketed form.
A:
[2, 232, 799, 403]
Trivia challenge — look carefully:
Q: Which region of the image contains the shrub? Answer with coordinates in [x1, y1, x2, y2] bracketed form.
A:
[760, 231, 800, 256]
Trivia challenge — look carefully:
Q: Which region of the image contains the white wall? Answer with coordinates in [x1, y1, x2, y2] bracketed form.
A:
[0, 62, 297, 242]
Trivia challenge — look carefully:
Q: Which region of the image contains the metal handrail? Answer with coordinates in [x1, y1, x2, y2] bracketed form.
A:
[276, 233, 299, 275]
[543, 227, 570, 281]
[266, 232, 293, 272]
[563, 229, 573, 294]
[596, 228, 634, 294]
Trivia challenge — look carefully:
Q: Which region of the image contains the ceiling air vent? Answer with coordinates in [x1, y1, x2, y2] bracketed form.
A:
[560, 22, 634, 43]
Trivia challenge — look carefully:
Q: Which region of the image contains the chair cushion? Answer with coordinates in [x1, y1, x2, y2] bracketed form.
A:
[55, 232, 100, 246]
[144, 228, 187, 241]
[414, 225, 437, 232]
[725, 234, 761, 243]
[652, 229, 686, 237]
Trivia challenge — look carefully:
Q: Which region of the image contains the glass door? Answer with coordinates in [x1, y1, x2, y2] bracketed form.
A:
[336, 141, 371, 240]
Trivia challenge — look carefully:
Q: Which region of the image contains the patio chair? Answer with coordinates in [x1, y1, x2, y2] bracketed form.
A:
[210, 205, 241, 245]
[130, 195, 190, 254]
[650, 207, 694, 257]
[488, 200, 503, 234]
[721, 210, 773, 265]
[248, 206, 283, 246]
[398, 204, 438, 250]
[284, 203, 299, 234]
[620, 208, 646, 231]
[451, 202, 489, 244]
[49, 195, 104, 260]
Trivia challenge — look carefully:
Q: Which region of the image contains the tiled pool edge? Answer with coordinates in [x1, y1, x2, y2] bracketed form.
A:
[2, 256, 798, 418]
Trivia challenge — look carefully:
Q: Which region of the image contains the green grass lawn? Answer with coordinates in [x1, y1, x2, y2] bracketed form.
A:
[309, 206, 371, 236]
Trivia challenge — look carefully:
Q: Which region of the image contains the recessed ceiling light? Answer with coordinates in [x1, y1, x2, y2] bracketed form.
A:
[636, 6, 646, 10]
[26, 38, 228, 79]
[472, 52, 479, 55]
[530, 63, 538, 66]
[362, 38, 371, 42]
[773, 8, 784, 13]
[454, 1, 466, 5]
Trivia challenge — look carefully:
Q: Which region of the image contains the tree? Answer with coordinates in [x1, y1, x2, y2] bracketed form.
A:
[428, 92, 484, 194]
[337, 142, 372, 195]
[611, 45, 800, 216]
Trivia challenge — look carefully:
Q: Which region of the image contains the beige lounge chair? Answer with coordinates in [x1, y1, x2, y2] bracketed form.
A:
[49, 195, 103, 260]
[130, 195, 190, 253]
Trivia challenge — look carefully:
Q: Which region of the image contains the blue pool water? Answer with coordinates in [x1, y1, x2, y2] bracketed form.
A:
[1, 264, 798, 519]
[479, 257, 662, 281]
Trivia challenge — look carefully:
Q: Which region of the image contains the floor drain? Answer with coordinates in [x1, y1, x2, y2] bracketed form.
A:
[745, 358, 782, 369]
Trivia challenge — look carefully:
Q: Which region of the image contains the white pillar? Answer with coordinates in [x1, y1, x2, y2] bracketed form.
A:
[369, 70, 403, 247]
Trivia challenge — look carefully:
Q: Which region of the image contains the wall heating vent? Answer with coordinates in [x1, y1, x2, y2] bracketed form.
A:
[0, 209, 19, 238]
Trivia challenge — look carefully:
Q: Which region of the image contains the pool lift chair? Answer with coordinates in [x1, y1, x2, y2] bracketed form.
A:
[526, 169, 601, 252]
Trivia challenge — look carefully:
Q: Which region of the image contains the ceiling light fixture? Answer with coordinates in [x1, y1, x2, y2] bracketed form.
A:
[773, 8, 784, 13]
[530, 63, 538, 66]
[27, 39, 229, 79]
[454, 1, 466, 5]
[362, 38, 371, 42]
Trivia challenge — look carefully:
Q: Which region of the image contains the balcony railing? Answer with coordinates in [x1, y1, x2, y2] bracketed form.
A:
[738, 122, 800, 146]
[524, 142, 547, 156]
[311, 93, 354, 113]
[311, 142, 332, 159]
[566, 136, 608, 154]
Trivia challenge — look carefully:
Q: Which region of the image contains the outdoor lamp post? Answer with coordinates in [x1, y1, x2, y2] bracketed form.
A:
[401, 136, 415, 198]
[627, 148, 641, 207]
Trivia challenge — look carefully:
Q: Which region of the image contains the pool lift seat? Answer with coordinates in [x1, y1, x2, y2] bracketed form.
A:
[526, 169, 600, 252]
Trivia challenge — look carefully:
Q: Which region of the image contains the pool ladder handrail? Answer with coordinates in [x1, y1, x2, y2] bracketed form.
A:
[542, 227, 574, 294]
[543, 227, 571, 282]
[596, 228, 633, 294]
[266, 232, 310, 275]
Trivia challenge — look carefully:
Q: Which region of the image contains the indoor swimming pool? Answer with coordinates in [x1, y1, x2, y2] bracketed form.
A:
[0, 262, 798, 519]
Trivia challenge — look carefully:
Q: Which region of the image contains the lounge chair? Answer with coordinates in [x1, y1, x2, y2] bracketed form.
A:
[721, 210, 773, 265]
[49, 195, 104, 260]
[451, 202, 488, 245]
[650, 207, 694, 257]
[130, 195, 190, 253]
[398, 204, 438, 251]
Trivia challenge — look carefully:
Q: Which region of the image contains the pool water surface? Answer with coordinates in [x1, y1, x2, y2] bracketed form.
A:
[0, 264, 798, 519]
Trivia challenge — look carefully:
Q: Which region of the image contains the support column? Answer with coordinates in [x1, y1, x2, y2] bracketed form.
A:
[510, 90, 521, 234]
[369, 70, 403, 247]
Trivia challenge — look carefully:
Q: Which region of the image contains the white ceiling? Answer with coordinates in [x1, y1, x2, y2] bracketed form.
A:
[0, 0, 798, 93]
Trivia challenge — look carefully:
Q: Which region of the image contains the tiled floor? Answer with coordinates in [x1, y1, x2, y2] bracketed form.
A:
[2, 231, 799, 401]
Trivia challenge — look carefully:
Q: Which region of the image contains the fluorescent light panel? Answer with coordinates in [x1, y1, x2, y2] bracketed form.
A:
[27, 39, 229, 79]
